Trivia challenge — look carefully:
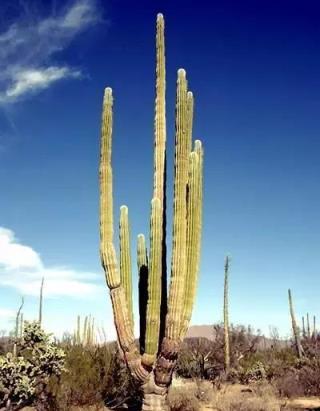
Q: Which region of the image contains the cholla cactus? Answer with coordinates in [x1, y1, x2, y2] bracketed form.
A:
[100, 13, 203, 410]
[0, 321, 65, 408]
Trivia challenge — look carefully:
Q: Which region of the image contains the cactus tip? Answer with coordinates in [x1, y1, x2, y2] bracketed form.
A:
[157, 13, 164, 21]
[120, 205, 128, 214]
[178, 68, 186, 79]
[187, 91, 193, 98]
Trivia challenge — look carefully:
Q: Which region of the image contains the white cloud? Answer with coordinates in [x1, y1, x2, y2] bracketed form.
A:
[0, 227, 103, 298]
[0, 0, 100, 103]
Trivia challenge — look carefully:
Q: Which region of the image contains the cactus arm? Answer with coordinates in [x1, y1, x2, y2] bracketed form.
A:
[153, 13, 167, 347]
[181, 140, 203, 338]
[166, 68, 188, 341]
[138, 234, 148, 354]
[100, 88, 121, 289]
[288, 289, 304, 358]
[223, 256, 230, 372]
[143, 198, 162, 367]
[313, 315, 316, 338]
[302, 316, 305, 338]
[100, 87, 148, 382]
[120, 205, 134, 328]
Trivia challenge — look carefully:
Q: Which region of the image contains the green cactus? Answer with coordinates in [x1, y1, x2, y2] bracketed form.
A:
[307, 312, 311, 339]
[39, 277, 44, 326]
[99, 13, 204, 409]
[288, 289, 304, 358]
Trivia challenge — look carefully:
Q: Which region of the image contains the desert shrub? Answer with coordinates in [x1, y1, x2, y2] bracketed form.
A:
[274, 357, 320, 397]
[0, 321, 65, 409]
[168, 385, 200, 411]
[47, 342, 141, 410]
[211, 382, 279, 411]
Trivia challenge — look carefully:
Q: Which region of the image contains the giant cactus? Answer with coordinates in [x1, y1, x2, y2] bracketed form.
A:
[99, 13, 203, 410]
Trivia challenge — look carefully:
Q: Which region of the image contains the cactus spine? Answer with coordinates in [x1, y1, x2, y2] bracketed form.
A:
[99, 13, 204, 410]
[288, 289, 304, 358]
[223, 256, 230, 372]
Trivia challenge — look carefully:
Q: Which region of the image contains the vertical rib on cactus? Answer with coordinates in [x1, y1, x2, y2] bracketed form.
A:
[143, 198, 162, 367]
[120, 205, 133, 328]
[166, 68, 188, 341]
[223, 256, 230, 372]
[153, 13, 167, 347]
[288, 289, 303, 358]
[39, 277, 44, 325]
[180, 149, 201, 337]
[138, 234, 148, 353]
[302, 316, 306, 338]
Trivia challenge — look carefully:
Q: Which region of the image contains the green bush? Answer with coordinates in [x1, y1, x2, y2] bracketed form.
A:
[0, 321, 65, 409]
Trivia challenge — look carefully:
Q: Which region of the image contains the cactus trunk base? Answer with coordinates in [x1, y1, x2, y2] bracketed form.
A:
[142, 377, 169, 411]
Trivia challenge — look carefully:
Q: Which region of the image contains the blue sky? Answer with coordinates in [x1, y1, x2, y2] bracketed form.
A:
[0, 0, 319, 339]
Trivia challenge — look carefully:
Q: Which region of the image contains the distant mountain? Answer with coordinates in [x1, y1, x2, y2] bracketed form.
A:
[186, 324, 289, 349]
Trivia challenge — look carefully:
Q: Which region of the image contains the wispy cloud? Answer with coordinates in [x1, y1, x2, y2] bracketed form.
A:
[0, 0, 100, 103]
[0, 227, 103, 298]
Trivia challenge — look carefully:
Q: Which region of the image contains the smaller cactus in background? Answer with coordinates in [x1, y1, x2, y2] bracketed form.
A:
[302, 316, 306, 338]
[288, 289, 304, 358]
[307, 312, 311, 339]
[73, 315, 97, 347]
[223, 256, 230, 372]
[313, 315, 316, 339]
[39, 277, 44, 326]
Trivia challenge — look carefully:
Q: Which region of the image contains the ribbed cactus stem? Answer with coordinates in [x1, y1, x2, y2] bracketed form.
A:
[224, 256, 230, 372]
[313, 315, 316, 339]
[100, 88, 120, 289]
[180, 149, 201, 337]
[100, 87, 147, 382]
[39, 277, 44, 325]
[120, 205, 133, 328]
[166, 68, 188, 340]
[288, 289, 303, 358]
[302, 316, 306, 338]
[15, 297, 24, 339]
[143, 198, 162, 367]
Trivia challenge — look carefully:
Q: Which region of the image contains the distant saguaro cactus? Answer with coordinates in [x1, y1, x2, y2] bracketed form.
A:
[307, 312, 311, 339]
[39, 277, 44, 326]
[288, 289, 304, 358]
[223, 256, 230, 372]
[100, 13, 203, 410]
[302, 315, 306, 338]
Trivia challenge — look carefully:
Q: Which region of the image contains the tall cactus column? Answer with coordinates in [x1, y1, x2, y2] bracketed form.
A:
[99, 13, 204, 411]
[288, 289, 304, 358]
